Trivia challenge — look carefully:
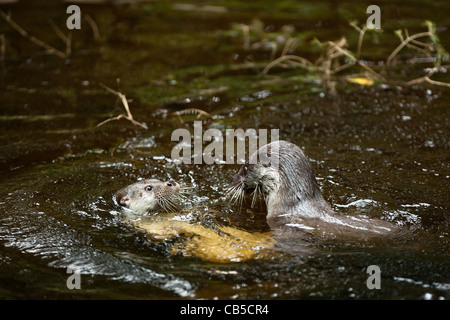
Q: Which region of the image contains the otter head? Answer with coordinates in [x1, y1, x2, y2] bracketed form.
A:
[228, 140, 327, 219]
[115, 179, 180, 215]
[229, 161, 280, 206]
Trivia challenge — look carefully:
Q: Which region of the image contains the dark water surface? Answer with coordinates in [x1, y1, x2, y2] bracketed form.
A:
[0, 0, 449, 299]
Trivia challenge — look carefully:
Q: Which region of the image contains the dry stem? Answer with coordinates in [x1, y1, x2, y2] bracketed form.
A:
[98, 83, 148, 129]
[403, 70, 450, 88]
[84, 14, 101, 42]
[0, 10, 68, 59]
[326, 41, 387, 83]
[48, 19, 71, 56]
[262, 54, 314, 75]
[386, 31, 431, 66]
[262, 22, 449, 91]
[349, 22, 369, 59]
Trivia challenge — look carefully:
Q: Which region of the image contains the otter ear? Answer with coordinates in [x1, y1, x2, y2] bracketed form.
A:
[119, 196, 130, 205]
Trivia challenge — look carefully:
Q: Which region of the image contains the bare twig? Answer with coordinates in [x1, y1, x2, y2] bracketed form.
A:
[356, 28, 367, 59]
[0, 10, 68, 59]
[394, 29, 433, 65]
[262, 54, 314, 75]
[98, 83, 148, 129]
[349, 22, 369, 59]
[386, 31, 431, 66]
[261, 20, 449, 91]
[322, 40, 341, 93]
[84, 14, 101, 42]
[327, 41, 387, 83]
[423, 77, 450, 88]
[48, 19, 71, 56]
[403, 29, 433, 49]
[331, 62, 354, 75]
[403, 73, 450, 88]
[280, 38, 298, 57]
[385, 25, 450, 88]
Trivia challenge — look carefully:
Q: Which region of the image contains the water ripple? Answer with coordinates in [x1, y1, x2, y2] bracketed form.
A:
[0, 208, 195, 297]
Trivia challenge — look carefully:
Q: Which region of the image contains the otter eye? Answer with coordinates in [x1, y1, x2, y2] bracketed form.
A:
[145, 186, 153, 191]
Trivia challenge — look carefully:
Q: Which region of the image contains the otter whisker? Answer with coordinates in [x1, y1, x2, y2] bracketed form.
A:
[228, 190, 237, 204]
[230, 183, 245, 209]
[250, 184, 260, 208]
[226, 186, 237, 203]
[226, 182, 247, 211]
[225, 185, 238, 201]
[163, 201, 178, 213]
[157, 198, 169, 212]
[179, 191, 192, 197]
[225, 184, 238, 196]
[228, 184, 243, 205]
[175, 193, 189, 200]
[168, 198, 180, 211]
[158, 196, 179, 213]
[238, 185, 245, 209]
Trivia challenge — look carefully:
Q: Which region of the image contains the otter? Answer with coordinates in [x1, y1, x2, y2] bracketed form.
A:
[114, 178, 277, 262]
[228, 140, 397, 238]
[114, 179, 180, 214]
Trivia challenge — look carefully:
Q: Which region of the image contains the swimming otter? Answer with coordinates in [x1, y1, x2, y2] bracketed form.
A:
[114, 179, 180, 214]
[114, 178, 277, 262]
[228, 140, 397, 238]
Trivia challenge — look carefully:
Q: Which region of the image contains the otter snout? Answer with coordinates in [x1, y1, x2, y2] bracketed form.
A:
[230, 174, 243, 187]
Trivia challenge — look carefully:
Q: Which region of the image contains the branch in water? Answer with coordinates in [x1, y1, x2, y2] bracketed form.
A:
[98, 82, 148, 130]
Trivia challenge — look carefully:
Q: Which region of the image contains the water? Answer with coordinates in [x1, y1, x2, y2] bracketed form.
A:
[0, 0, 449, 299]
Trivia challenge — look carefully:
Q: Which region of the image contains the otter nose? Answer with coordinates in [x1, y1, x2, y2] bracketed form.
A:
[230, 174, 242, 185]
[167, 181, 177, 187]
